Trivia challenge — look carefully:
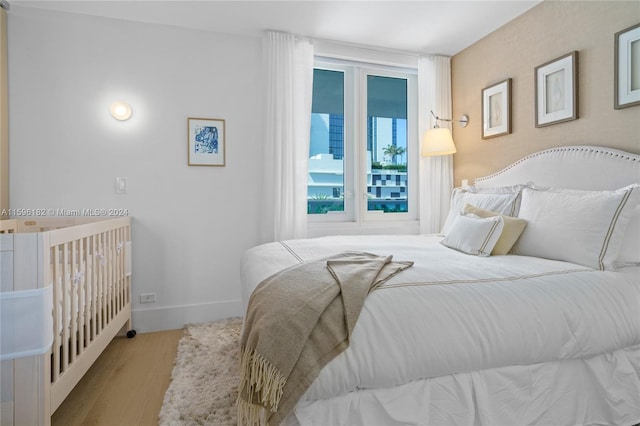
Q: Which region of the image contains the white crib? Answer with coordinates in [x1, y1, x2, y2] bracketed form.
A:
[0, 217, 133, 426]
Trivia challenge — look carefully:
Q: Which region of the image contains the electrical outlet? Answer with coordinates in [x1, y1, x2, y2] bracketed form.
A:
[140, 293, 156, 304]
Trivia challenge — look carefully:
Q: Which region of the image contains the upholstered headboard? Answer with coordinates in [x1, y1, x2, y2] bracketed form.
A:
[474, 146, 640, 190]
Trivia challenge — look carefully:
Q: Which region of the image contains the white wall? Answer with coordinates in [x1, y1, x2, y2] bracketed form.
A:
[7, 6, 264, 332]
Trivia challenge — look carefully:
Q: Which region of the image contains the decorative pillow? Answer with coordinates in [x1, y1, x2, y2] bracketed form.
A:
[441, 213, 505, 257]
[512, 184, 640, 270]
[441, 185, 524, 235]
[616, 205, 640, 265]
[463, 204, 527, 255]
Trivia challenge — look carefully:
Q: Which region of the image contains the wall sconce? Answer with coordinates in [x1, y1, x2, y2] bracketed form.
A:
[421, 110, 468, 156]
[110, 101, 132, 121]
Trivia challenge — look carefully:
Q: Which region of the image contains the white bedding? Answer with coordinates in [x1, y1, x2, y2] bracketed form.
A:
[241, 235, 640, 425]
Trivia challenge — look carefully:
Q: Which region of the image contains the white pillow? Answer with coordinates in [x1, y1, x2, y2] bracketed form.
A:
[441, 185, 524, 235]
[616, 205, 640, 265]
[463, 204, 528, 255]
[441, 213, 505, 257]
[513, 184, 640, 270]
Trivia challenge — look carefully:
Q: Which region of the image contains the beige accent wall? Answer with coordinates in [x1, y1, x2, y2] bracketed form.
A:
[1, 8, 7, 218]
[451, 1, 640, 185]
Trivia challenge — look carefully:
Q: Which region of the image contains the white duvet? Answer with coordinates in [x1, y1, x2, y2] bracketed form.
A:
[241, 235, 640, 425]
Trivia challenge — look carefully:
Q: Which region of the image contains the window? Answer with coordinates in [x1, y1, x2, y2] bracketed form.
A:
[308, 61, 417, 224]
[366, 75, 408, 214]
[308, 68, 346, 215]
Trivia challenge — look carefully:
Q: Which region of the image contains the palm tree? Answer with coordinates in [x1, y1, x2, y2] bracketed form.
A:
[383, 144, 406, 165]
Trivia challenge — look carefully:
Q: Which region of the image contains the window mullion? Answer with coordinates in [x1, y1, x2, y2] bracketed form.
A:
[357, 68, 368, 223]
[344, 66, 357, 222]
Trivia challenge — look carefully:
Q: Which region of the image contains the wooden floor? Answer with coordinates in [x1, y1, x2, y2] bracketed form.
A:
[52, 328, 184, 426]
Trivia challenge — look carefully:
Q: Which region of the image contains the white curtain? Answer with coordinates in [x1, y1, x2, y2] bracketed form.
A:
[418, 55, 454, 234]
[261, 31, 314, 242]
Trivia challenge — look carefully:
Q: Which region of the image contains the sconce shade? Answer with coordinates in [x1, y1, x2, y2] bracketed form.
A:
[110, 102, 132, 121]
[421, 127, 457, 156]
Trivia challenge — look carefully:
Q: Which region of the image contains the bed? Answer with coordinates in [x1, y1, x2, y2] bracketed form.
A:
[0, 217, 134, 426]
[239, 145, 640, 426]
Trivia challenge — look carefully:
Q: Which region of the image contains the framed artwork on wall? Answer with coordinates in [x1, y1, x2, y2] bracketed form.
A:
[615, 23, 640, 109]
[481, 78, 512, 139]
[188, 117, 226, 166]
[535, 51, 578, 127]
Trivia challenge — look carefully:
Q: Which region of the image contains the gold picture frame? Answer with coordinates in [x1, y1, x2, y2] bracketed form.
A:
[187, 117, 226, 166]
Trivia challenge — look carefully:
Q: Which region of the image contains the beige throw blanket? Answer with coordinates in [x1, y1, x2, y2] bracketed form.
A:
[237, 252, 413, 426]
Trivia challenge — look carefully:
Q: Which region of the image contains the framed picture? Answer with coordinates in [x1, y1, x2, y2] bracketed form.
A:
[188, 117, 225, 166]
[615, 23, 640, 109]
[481, 78, 512, 139]
[535, 51, 578, 127]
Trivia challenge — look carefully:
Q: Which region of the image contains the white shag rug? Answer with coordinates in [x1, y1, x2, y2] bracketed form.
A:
[159, 317, 243, 426]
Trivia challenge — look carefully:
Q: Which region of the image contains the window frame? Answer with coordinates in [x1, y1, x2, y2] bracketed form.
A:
[308, 58, 419, 228]
[358, 67, 418, 223]
[308, 63, 355, 223]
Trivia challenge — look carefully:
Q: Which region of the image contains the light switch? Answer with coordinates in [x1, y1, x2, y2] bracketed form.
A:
[115, 177, 128, 194]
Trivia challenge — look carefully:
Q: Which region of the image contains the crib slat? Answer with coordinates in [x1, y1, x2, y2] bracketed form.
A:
[116, 227, 123, 313]
[97, 232, 104, 334]
[104, 231, 109, 324]
[52, 246, 61, 382]
[111, 230, 117, 319]
[76, 239, 82, 354]
[123, 227, 129, 305]
[90, 235, 97, 341]
[83, 236, 91, 345]
[70, 240, 77, 364]
[108, 230, 113, 324]
[113, 229, 118, 317]
[113, 230, 119, 316]
[83, 237, 89, 346]
[62, 242, 69, 373]
[102, 231, 108, 329]
[125, 225, 131, 306]
[107, 230, 113, 323]
[83, 237, 90, 344]
[77, 238, 85, 355]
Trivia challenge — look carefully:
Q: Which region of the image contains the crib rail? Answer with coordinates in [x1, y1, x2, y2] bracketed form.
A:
[45, 217, 132, 412]
[0, 218, 17, 233]
[1, 217, 95, 233]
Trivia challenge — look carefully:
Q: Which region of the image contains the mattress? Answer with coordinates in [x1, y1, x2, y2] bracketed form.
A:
[241, 235, 640, 425]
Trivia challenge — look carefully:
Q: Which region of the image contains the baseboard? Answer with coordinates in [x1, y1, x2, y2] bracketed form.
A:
[132, 299, 244, 333]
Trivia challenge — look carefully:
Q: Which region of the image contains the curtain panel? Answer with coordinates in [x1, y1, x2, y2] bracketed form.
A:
[261, 31, 314, 242]
[418, 55, 454, 234]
